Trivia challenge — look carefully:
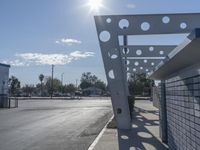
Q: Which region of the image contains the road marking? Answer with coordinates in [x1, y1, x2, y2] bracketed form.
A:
[88, 115, 114, 150]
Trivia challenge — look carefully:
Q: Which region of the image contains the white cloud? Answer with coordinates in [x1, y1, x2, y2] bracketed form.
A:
[56, 38, 82, 45]
[55, 41, 60, 44]
[126, 4, 136, 9]
[1, 60, 27, 67]
[70, 51, 95, 59]
[1, 51, 95, 67]
[16, 53, 70, 65]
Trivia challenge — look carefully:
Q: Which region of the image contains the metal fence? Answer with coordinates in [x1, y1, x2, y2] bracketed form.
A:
[8, 97, 18, 108]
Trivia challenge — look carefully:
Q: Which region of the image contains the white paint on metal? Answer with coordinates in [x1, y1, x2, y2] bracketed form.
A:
[94, 13, 200, 129]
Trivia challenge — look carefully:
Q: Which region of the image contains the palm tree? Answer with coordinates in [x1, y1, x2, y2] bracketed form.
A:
[39, 74, 44, 96]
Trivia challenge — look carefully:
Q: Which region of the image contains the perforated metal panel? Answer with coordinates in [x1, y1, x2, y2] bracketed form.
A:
[94, 13, 200, 129]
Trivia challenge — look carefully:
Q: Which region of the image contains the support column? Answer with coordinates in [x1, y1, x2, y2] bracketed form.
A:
[160, 80, 168, 143]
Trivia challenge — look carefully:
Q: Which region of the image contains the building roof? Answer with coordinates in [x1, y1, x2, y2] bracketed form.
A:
[0, 63, 10, 68]
[150, 28, 200, 80]
[82, 86, 102, 91]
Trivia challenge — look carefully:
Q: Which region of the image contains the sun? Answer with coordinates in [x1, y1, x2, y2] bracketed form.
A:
[87, 0, 103, 12]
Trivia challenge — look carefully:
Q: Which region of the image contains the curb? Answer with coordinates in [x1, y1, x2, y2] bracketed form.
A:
[88, 115, 114, 150]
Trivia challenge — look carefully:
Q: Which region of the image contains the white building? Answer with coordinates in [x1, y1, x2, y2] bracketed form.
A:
[0, 63, 10, 95]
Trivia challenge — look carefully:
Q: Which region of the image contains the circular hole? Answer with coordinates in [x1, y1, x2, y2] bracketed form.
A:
[151, 62, 155, 66]
[108, 49, 118, 59]
[159, 51, 164, 55]
[133, 68, 136, 72]
[144, 60, 148, 63]
[123, 48, 130, 54]
[180, 22, 187, 29]
[162, 16, 170, 24]
[117, 108, 122, 114]
[108, 70, 115, 79]
[136, 49, 142, 56]
[134, 62, 139, 66]
[119, 19, 129, 29]
[99, 31, 110, 42]
[108, 52, 111, 57]
[149, 46, 154, 51]
[106, 18, 111, 23]
[140, 67, 143, 70]
[146, 69, 149, 72]
[141, 22, 150, 31]
[111, 55, 118, 59]
[127, 67, 129, 71]
[125, 60, 130, 65]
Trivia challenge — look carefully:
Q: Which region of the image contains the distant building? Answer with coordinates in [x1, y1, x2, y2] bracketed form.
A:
[82, 86, 103, 96]
[0, 63, 10, 108]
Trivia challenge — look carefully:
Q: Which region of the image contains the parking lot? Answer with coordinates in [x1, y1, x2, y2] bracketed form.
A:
[0, 98, 112, 150]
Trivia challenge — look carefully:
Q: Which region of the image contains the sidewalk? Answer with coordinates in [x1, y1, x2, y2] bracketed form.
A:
[93, 100, 168, 150]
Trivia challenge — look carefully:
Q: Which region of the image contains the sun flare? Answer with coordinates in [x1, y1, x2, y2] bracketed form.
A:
[87, 0, 103, 12]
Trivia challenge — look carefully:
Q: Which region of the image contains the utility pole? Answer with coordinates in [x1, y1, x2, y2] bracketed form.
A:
[61, 73, 64, 86]
[76, 79, 78, 88]
[51, 64, 54, 99]
[61, 73, 64, 94]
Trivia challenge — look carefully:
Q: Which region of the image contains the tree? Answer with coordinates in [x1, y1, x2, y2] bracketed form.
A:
[44, 77, 62, 95]
[39, 74, 44, 96]
[94, 80, 106, 91]
[80, 72, 98, 89]
[128, 73, 154, 96]
[8, 76, 20, 96]
[80, 72, 106, 91]
[22, 84, 35, 97]
[63, 84, 77, 95]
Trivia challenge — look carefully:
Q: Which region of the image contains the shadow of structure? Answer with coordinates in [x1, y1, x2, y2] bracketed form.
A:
[117, 106, 168, 150]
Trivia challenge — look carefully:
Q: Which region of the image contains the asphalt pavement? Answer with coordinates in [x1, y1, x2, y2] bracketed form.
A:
[0, 98, 112, 150]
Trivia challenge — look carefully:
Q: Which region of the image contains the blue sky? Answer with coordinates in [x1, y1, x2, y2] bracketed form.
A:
[0, 0, 200, 85]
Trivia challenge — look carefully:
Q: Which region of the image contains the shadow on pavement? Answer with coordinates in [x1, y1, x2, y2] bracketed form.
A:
[117, 107, 168, 150]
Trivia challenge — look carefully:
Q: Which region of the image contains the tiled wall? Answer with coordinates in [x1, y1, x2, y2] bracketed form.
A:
[165, 75, 200, 150]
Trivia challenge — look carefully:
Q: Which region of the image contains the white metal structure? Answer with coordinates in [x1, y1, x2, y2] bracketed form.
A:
[94, 13, 200, 129]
